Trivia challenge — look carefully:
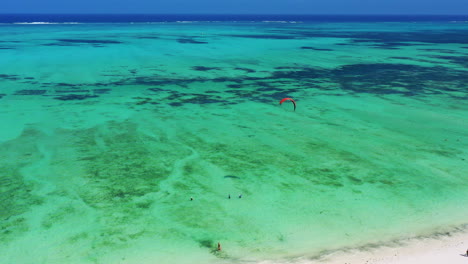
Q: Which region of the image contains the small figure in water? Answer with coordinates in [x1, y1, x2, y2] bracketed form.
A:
[217, 242, 222, 251]
[228, 194, 231, 199]
[190, 197, 193, 201]
[239, 194, 242, 198]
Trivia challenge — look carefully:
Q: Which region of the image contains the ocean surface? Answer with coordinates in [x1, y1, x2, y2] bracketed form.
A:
[0, 14, 467, 264]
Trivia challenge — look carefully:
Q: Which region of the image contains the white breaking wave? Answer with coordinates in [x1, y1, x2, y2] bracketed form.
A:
[261, 21, 303, 23]
[262, 21, 288, 23]
[13, 22, 80, 25]
[5, 21, 306, 25]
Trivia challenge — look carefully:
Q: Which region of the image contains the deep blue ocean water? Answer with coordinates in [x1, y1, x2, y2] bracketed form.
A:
[1, 14, 468, 23]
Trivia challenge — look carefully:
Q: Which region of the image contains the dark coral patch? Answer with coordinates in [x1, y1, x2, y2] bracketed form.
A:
[212, 77, 238, 83]
[27, 57, 466, 109]
[129, 76, 199, 87]
[14, 90, 46, 95]
[136, 35, 160, 39]
[134, 97, 152, 105]
[102, 61, 466, 104]
[379, 179, 395, 186]
[389, 57, 412, 60]
[55, 39, 122, 44]
[331, 63, 468, 95]
[177, 38, 208, 44]
[158, 90, 230, 106]
[271, 68, 324, 80]
[192, 66, 221, 71]
[347, 175, 363, 184]
[354, 41, 415, 49]
[274, 66, 298, 70]
[0, 74, 21, 81]
[255, 84, 281, 92]
[224, 175, 240, 179]
[178, 93, 227, 104]
[93, 89, 111, 94]
[54, 89, 83, 94]
[234, 67, 255, 73]
[224, 34, 296, 40]
[42, 43, 76, 47]
[430, 55, 468, 67]
[420, 48, 460, 54]
[54, 82, 81, 88]
[148, 87, 170, 93]
[277, 29, 468, 45]
[300, 46, 333, 51]
[54, 94, 99, 101]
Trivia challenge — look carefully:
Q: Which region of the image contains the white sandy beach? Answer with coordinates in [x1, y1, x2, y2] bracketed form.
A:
[308, 227, 468, 264]
[258, 227, 468, 264]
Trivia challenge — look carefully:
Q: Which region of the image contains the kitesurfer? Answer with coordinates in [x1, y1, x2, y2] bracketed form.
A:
[279, 97, 296, 111]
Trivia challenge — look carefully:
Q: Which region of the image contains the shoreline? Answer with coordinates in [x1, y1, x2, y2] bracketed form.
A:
[297, 224, 468, 264]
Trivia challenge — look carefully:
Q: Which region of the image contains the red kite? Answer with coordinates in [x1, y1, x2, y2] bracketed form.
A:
[279, 98, 296, 111]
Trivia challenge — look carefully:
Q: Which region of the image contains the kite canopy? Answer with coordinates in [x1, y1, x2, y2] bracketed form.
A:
[279, 97, 296, 111]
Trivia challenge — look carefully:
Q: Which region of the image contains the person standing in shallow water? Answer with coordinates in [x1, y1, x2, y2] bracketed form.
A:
[217, 242, 222, 251]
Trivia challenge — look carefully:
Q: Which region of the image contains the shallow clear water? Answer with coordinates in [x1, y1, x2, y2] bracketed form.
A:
[0, 19, 467, 264]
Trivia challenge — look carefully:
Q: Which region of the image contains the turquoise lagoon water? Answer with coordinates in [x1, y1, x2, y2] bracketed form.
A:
[0, 19, 467, 264]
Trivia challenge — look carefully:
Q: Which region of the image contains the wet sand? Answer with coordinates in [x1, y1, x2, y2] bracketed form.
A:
[314, 226, 468, 264]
